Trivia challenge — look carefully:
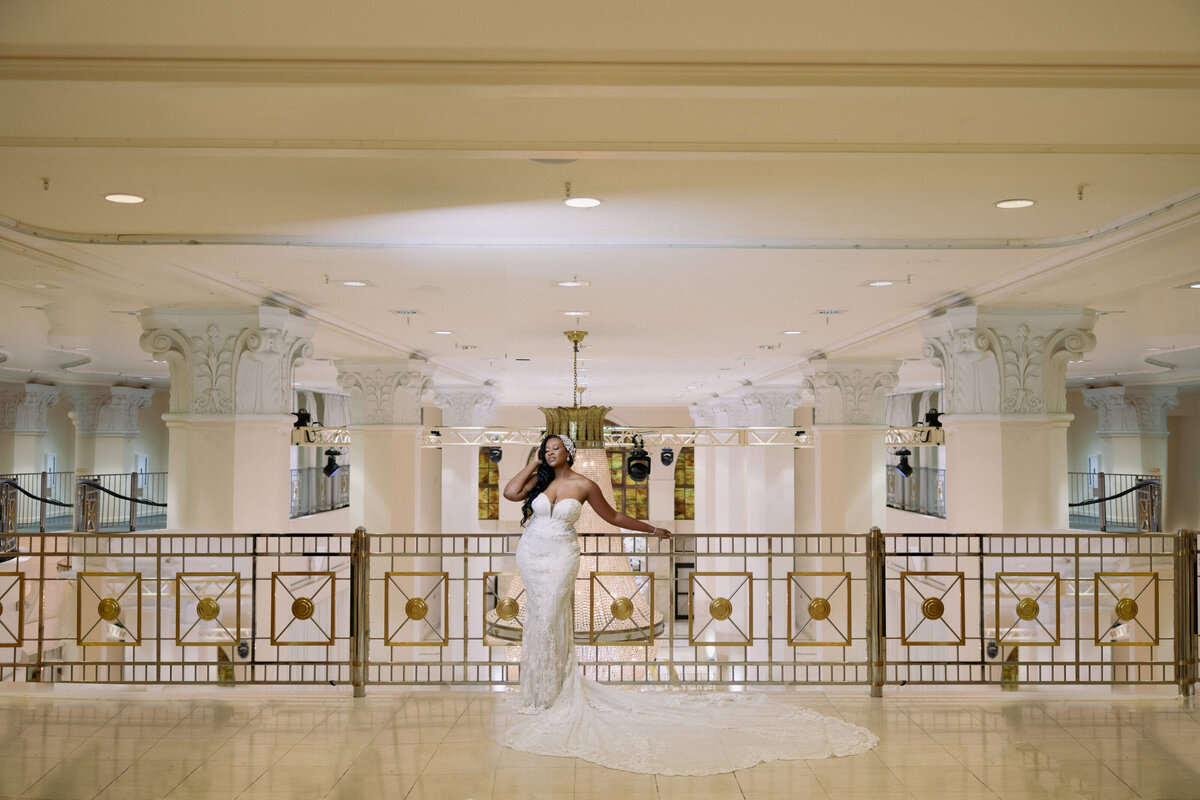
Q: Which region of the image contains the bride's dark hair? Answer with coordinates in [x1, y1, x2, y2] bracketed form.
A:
[521, 435, 574, 527]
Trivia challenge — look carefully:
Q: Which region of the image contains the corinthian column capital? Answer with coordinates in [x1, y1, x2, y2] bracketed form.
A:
[802, 359, 899, 425]
[1083, 385, 1179, 435]
[336, 358, 433, 425]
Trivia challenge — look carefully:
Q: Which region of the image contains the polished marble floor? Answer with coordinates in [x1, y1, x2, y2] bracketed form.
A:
[0, 684, 1197, 800]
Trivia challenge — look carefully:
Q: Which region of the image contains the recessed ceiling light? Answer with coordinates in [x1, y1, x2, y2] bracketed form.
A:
[1145, 347, 1165, 352]
[554, 278, 590, 287]
[104, 193, 145, 204]
[561, 310, 590, 317]
[815, 309, 843, 316]
[687, 385, 698, 390]
[866, 280, 895, 287]
[564, 197, 601, 208]
[458, 344, 477, 351]
[433, 330, 453, 335]
[34, 283, 61, 290]
[341, 280, 369, 287]
[392, 309, 420, 315]
[995, 198, 1036, 209]
[782, 330, 804, 335]
[514, 357, 532, 362]
[1186, 282, 1200, 290]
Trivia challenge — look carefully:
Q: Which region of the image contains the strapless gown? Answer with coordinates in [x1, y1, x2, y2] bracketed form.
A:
[502, 493, 877, 775]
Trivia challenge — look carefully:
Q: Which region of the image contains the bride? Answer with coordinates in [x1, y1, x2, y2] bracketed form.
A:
[500, 433, 877, 775]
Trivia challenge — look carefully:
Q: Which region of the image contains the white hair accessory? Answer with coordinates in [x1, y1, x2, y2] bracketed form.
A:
[552, 434, 576, 459]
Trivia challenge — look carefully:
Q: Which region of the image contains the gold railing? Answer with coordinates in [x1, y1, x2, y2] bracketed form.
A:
[0, 529, 1194, 696]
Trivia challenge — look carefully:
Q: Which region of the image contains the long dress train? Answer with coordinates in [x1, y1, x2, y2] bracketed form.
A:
[502, 493, 878, 775]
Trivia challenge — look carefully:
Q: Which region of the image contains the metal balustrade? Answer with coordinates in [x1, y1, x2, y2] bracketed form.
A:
[0, 472, 75, 533]
[75, 473, 168, 533]
[289, 466, 351, 519]
[1068, 471, 1160, 532]
[886, 467, 946, 519]
[0, 528, 1193, 697]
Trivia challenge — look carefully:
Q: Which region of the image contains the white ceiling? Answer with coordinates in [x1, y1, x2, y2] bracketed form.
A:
[1, 2, 1198, 406]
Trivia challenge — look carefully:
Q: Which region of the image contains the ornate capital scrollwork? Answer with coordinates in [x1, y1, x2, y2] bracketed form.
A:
[66, 386, 154, 436]
[336, 358, 433, 425]
[0, 383, 60, 433]
[1082, 385, 1179, 435]
[138, 306, 317, 415]
[433, 386, 497, 427]
[919, 306, 1097, 415]
[740, 387, 804, 426]
[802, 359, 899, 425]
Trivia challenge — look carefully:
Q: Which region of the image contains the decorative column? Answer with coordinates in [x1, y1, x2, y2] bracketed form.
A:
[0, 383, 60, 474]
[1083, 385, 1178, 518]
[65, 386, 154, 475]
[802, 359, 899, 534]
[742, 387, 803, 534]
[336, 358, 433, 534]
[140, 306, 316, 532]
[433, 386, 497, 534]
[921, 305, 1097, 532]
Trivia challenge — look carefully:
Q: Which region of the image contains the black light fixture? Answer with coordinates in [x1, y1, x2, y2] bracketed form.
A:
[660, 447, 674, 467]
[626, 434, 651, 482]
[922, 409, 942, 428]
[322, 449, 341, 478]
[292, 408, 312, 428]
[893, 448, 913, 478]
[488, 446, 503, 464]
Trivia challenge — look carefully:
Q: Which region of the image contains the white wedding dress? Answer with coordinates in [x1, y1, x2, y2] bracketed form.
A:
[502, 493, 878, 775]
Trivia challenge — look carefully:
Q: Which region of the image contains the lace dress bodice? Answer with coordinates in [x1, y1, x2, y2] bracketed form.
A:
[503, 490, 877, 775]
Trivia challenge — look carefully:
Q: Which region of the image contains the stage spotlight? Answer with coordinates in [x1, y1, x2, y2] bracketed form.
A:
[626, 435, 651, 482]
[660, 447, 675, 467]
[322, 449, 342, 478]
[894, 448, 913, 478]
[488, 446, 503, 464]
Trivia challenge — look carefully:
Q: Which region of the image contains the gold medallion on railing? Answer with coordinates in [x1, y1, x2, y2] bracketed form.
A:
[270, 571, 336, 647]
[177, 573, 240, 647]
[97, 597, 121, 622]
[384, 572, 448, 646]
[495, 597, 520, 621]
[808, 597, 832, 622]
[610, 596, 634, 621]
[1114, 597, 1138, 622]
[899, 571, 964, 646]
[688, 572, 752, 646]
[787, 572, 851, 647]
[921, 597, 945, 621]
[1015, 597, 1040, 621]
[995, 573, 1059, 646]
[1094, 572, 1158, 646]
[709, 597, 733, 621]
[78, 572, 141, 646]
[291, 597, 315, 621]
[196, 597, 220, 621]
[405, 597, 429, 621]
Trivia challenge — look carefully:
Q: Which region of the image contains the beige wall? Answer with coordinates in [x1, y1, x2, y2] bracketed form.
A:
[1166, 391, 1200, 532]
[131, 389, 170, 473]
[44, 394, 74, 473]
[1066, 389, 1103, 473]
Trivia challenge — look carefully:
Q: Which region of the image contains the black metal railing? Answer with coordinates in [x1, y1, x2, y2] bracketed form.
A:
[1068, 471, 1160, 532]
[75, 472, 168, 532]
[289, 465, 351, 518]
[0, 472, 76, 533]
[886, 467, 946, 519]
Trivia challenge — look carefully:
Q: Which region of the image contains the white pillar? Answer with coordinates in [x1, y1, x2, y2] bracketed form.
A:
[743, 387, 803, 534]
[0, 383, 60, 473]
[65, 386, 154, 475]
[803, 359, 900, 534]
[1083, 385, 1178, 516]
[921, 305, 1097, 532]
[336, 358, 433, 534]
[140, 306, 316, 532]
[433, 385, 497, 534]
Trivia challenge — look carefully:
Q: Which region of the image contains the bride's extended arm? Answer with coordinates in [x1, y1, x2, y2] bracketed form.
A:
[584, 480, 671, 540]
[502, 458, 540, 502]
